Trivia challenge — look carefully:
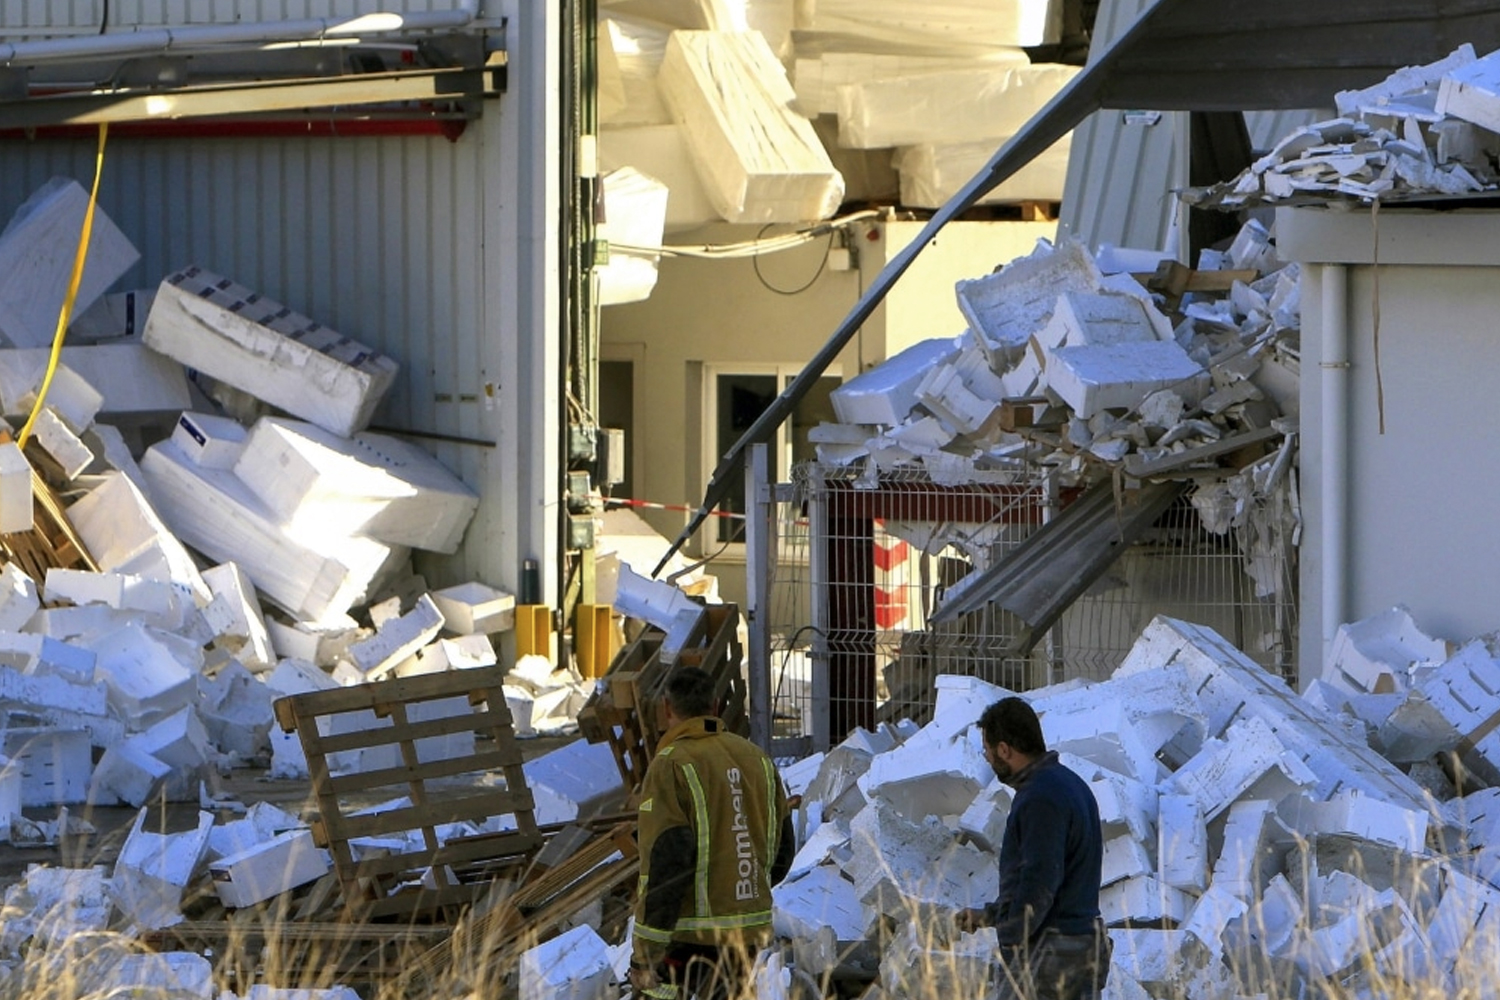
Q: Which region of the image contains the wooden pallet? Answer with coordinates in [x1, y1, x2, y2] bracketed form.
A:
[273, 665, 543, 919]
[0, 440, 97, 579]
[577, 603, 745, 794]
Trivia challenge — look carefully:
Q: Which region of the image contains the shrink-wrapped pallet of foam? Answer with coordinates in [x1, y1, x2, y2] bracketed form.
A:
[658, 30, 844, 223]
[599, 16, 673, 127]
[795, 0, 1061, 56]
[893, 133, 1073, 208]
[601, 124, 720, 231]
[598, 167, 671, 305]
[793, 50, 1028, 118]
[837, 63, 1079, 149]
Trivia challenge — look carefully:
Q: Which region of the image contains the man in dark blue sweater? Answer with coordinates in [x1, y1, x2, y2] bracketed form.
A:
[958, 697, 1111, 1000]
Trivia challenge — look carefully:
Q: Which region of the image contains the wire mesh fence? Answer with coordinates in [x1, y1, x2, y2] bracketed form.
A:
[760, 462, 1298, 750]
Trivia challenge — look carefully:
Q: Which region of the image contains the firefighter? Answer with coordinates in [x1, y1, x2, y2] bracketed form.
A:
[628, 667, 795, 1000]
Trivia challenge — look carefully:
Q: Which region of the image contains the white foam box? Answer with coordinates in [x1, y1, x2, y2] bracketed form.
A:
[795, 52, 1028, 118]
[1044, 340, 1207, 418]
[1100, 875, 1192, 926]
[111, 809, 213, 930]
[65, 471, 211, 603]
[518, 923, 614, 1000]
[142, 265, 399, 437]
[0, 177, 140, 349]
[88, 743, 172, 808]
[171, 411, 248, 469]
[954, 238, 1104, 364]
[837, 63, 1079, 150]
[598, 15, 672, 128]
[0, 564, 38, 633]
[430, 581, 516, 636]
[831, 338, 958, 426]
[600, 124, 719, 232]
[141, 439, 402, 622]
[0, 441, 32, 533]
[1157, 793, 1208, 893]
[797, 0, 1061, 54]
[1436, 48, 1500, 132]
[658, 31, 844, 224]
[232, 417, 478, 555]
[32, 408, 93, 480]
[523, 738, 627, 825]
[346, 593, 445, 678]
[198, 661, 276, 758]
[81, 621, 198, 721]
[0, 358, 102, 432]
[598, 166, 669, 307]
[1, 727, 92, 805]
[200, 562, 275, 668]
[0, 635, 97, 686]
[396, 635, 497, 677]
[209, 829, 332, 909]
[108, 953, 214, 1000]
[0, 345, 190, 424]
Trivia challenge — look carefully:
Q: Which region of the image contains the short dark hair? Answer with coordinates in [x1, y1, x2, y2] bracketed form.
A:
[978, 697, 1046, 756]
[665, 667, 716, 719]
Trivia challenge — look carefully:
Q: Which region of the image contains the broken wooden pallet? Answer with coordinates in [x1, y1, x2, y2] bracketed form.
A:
[274, 665, 542, 920]
[0, 437, 97, 580]
[577, 602, 746, 795]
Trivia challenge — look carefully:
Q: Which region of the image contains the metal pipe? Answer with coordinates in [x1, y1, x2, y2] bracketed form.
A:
[0, 9, 475, 65]
[1320, 264, 1350, 680]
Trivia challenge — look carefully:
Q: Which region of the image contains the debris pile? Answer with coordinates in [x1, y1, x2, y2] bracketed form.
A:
[1187, 44, 1500, 209]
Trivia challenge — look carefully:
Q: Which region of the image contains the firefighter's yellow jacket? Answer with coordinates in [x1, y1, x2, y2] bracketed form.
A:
[631, 716, 791, 968]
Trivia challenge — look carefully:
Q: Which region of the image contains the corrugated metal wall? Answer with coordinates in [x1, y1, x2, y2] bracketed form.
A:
[1, 1, 464, 31]
[0, 123, 501, 560]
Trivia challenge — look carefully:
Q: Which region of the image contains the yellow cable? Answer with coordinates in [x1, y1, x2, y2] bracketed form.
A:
[17, 121, 109, 448]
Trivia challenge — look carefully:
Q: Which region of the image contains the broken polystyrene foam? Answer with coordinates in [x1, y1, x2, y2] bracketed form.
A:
[597, 166, 670, 306]
[957, 778, 1012, 853]
[1062, 754, 1157, 844]
[658, 31, 843, 224]
[142, 439, 402, 622]
[837, 63, 1078, 149]
[171, 411, 248, 469]
[518, 923, 614, 1000]
[1435, 47, 1500, 132]
[1035, 292, 1173, 359]
[798, 0, 1061, 51]
[207, 800, 304, 861]
[110, 808, 213, 930]
[104, 953, 214, 1000]
[1101, 832, 1154, 887]
[857, 725, 990, 822]
[66, 285, 154, 341]
[0, 360, 102, 434]
[395, 634, 498, 678]
[346, 593, 445, 679]
[265, 616, 367, 669]
[1325, 605, 1448, 695]
[5, 864, 112, 948]
[1, 727, 92, 806]
[846, 801, 996, 923]
[209, 829, 332, 909]
[896, 132, 1072, 207]
[82, 621, 199, 722]
[523, 738, 626, 826]
[503, 684, 537, 738]
[200, 562, 275, 669]
[198, 661, 276, 758]
[43, 568, 185, 631]
[611, 563, 701, 634]
[125, 706, 211, 802]
[232, 417, 479, 555]
[955, 239, 1104, 365]
[1374, 689, 1461, 763]
[0, 757, 20, 841]
[1415, 639, 1500, 787]
[0, 441, 33, 533]
[1043, 340, 1207, 419]
[1167, 715, 1316, 821]
[0, 177, 140, 349]
[1100, 875, 1192, 926]
[879, 921, 995, 999]
[65, 471, 211, 604]
[1279, 789, 1430, 854]
[0, 344, 190, 426]
[1337, 44, 1477, 117]
[430, 581, 517, 636]
[32, 407, 93, 480]
[143, 266, 399, 437]
[831, 337, 957, 427]
[1210, 799, 1295, 901]
[87, 743, 171, 808]
[0, 632, 96, 685]
[1157, 793, 1208, 893]
[597, 15, 671, 128]
[0, 563, 38, 633]
[244, 987, 362, 1000]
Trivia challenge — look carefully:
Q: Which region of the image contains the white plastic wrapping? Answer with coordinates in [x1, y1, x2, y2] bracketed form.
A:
[658, 30, 844, 223]
[837, 62, 1079, 149]
[795, 0, 1061, 55]
[599, 16, 674, 126]
[794, 50, 1028, 117]
[600, 124, 720, 231]
[597, 166, 671, 305]
[893, 132, 1072, 208]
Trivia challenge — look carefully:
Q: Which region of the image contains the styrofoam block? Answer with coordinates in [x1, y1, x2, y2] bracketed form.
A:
[0, 635, 97, 686]
[1325, 605, 1447, 694]
[209, 829, 332, 909]
[344, 593, 446, 679]
[265, 616, 366, 668]
[142, 439, 401, 622]
[143, 266, 399, 437]
[65, 470, 211, 604]
[1, 727, 90, 805]
[955, 239, 1103, 365]
[831, 338, 957, 427]
[847, 802, 997, 922]
[1417, 640, 1500, 787]
[598, 166, 670, 306]
[1044, 340, 1207, 418]
[612, 563, 700, 634]
[83, 622, 199, 722]
[1167, 716, 1316, 820]
[44, 568, 186, 630]
[797, 0, 1061, 53]
[518, 923, 613, 1000]
[1422, 867, 1500, 978]
[0, 440, 32, 533]
[957, 778, 1011, 853]
[431, 581, 517, 636]
[107, 953, 214, 1000]
[0, 564, 38, 634]
[599, 124, 718, 232]
[1157, 793, 1208, 893]
[0, 344, 190, 424]
[1179, 884, 1247, 961]
[198, 661, 275, 759]
[397, 635, 498, 677]
[110, 808, 213, 930]
[895, 135, 1072, 208]
[27, 604, 136, 643]
[1035, 292, 1171, 357]
[0, 177, 139, 348]
[1100, 875, 1191, 926]
[0, 360, 102, 433]
[32, 407, 92, 480]
[597, 14, 672, 127]
[879, 921, 994, 999]
[837, 63, 1078, 149]
[329, 694, 477, 775]
[0, 755, 20, 841]
[523, 738, 626, 825]
[1286, 887, 1405, 979]
[504, 684, 536, 738]
[658, 31, 843, 224]
[1060, 754, 1157, 843]
[1277, 789, 1429, 853]
[1101, 832, 1153, 887]
[171, 411, 248, 469]
[232, 417, 479, 555]
[1436, 48, 1500, 132]
[859, 725, 990, 821]
[1375, 690, 1459, 763]
[88, 743, 171, 808]
[200, 562, 275, 669]
[795, 51, 1029, 118]
[9, 865, 112, 947]
[208, 800, 304, 861]
[264, 657, 351, 779]
[126, 706, 211, 801]
[1211, 799, 1295, 900]
[1115, 616, 1441, 820]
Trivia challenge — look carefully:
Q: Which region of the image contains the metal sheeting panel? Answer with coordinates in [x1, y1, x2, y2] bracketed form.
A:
[1246, 109, 1329, 152]
[0, 126, 496, 537]
[0, 1, 462, 31]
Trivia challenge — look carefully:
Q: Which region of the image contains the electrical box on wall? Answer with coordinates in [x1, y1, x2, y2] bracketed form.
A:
[567, 513, 596, 550]
[568, 424, 597, 463]
[597, 427, 626, 486]
[566, 470, 594, 513]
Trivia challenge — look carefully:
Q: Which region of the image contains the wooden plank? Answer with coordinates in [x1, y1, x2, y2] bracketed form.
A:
[332, 789, 537, 841]
[324, 749, 534, 795]
[298, 712, 522, 756]
[342, 832, 540, 881]
[280, 665, 511, 718]
[1122, 425, 1281, 478]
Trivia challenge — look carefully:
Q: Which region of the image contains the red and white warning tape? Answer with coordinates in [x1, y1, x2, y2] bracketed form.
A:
[604, 497, 746, 520]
